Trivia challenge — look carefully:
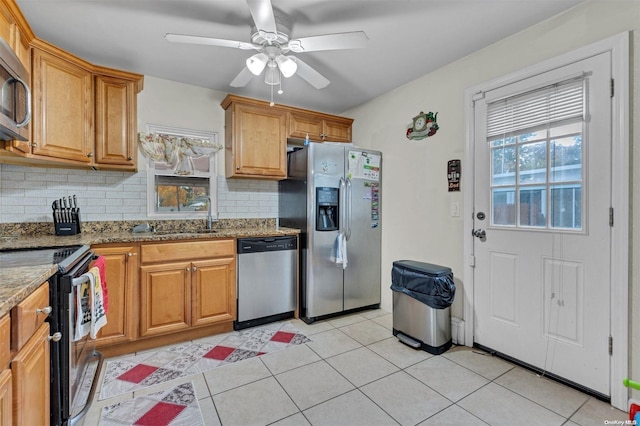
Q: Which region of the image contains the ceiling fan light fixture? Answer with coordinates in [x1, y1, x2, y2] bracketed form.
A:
[264, 63, 281, 85]
[246, 52, 268, 75]
[276, 55, 297, 78]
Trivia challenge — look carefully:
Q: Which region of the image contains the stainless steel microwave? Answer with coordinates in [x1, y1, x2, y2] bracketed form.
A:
[0, 36, 30, 141]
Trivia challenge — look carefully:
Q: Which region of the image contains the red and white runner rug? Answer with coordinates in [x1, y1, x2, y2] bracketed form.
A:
[100, 382, 203, 426]
[99, 322, 311, 400]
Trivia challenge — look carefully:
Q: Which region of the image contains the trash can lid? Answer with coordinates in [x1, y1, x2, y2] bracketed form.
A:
[393, 260, 452, 276]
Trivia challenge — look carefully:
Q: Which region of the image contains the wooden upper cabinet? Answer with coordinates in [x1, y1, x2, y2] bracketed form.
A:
[31, 41, 94, 164]
[94, 74, 138, 170]
[0, 2, 143, 170]
[222, 95, 287, 180]
[0, 5, 12, 46]
[0, 0, 32, 70]
[221, 94, 354, 179]
[25, 39, 143, 170]
[288, 111, 323, 142]
[322, 117, 352, 142]
[288, 111, 353, 143]
[0, 0, 33, 155]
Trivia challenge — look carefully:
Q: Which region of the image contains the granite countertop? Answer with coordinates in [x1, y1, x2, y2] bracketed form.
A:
[0, 226, 299, 251]
[0, 264, 58, 321]
[0, 219, 300, 319]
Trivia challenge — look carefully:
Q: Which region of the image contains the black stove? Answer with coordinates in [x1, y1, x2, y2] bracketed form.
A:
[2, 243, 98, 425]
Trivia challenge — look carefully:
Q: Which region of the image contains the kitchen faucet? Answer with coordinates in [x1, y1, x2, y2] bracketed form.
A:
[207, 196, 213, 230]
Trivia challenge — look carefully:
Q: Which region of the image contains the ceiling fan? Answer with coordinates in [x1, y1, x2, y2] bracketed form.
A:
[164, 0, 368, 90]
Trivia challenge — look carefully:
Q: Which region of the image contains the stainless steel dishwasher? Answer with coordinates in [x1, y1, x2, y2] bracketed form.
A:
[235, 236, 297, 330]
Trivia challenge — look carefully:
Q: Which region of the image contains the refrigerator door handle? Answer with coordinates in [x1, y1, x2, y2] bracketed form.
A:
[345, 177, 352, 241]
[339, 177, 346, 233]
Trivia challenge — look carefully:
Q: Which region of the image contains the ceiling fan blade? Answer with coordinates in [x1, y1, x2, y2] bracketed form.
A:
[165, 33, 258, 50]
[287, 31, 368, 53]
[230, 67, 254, 87]
[246, 0, 277, 35]
[290, 57, 330, 89]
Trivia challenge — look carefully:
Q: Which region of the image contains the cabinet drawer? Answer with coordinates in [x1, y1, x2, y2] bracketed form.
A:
[0, 315, 9, 369]
[11, 282, 50, 352]
[141, 239, 235, 263]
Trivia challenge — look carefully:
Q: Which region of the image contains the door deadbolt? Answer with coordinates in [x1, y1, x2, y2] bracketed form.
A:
[476, 212, 486, 220]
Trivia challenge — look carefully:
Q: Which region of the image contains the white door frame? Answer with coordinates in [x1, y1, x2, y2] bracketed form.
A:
[463, 32, 629, 410]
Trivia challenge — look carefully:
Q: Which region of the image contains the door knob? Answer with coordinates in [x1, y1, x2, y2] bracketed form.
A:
[472, 229, 486, 239]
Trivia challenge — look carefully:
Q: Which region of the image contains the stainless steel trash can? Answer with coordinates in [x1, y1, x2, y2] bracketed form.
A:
[391, 260, 455, 355]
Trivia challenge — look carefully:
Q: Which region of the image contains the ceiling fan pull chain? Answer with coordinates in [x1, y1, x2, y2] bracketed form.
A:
[270, 79, 275, 107]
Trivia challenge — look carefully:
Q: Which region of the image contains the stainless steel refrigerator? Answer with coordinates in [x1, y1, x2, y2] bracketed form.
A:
[279, 143, 382, 323]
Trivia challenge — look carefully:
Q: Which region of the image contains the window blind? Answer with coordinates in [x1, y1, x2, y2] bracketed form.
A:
[486, 78, 585, 138]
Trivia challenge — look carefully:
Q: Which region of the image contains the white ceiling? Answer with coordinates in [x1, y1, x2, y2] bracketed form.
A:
[16, 0, 583, 115]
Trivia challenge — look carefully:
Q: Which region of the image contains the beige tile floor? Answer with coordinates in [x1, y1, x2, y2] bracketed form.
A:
[81, 309, 630, 426]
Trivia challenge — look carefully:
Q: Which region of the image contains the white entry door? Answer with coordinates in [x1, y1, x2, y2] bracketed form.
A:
[472, 52, 612, 396]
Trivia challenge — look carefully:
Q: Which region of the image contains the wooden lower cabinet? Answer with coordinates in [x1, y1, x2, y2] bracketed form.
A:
[9, 281, 50, 425]
[0, 313, 10, 426]
[92, 244, 138, 348]
[192, 257, 236, 327]
[12, 322, 50, 426]
[0, 369, 11, 426]
[139, 239, 236, 339]
[140, 261, 192, 337]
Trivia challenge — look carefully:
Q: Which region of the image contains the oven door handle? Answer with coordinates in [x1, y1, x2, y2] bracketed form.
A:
[68, 350, 103, 426]
[71, 273, 90, 287]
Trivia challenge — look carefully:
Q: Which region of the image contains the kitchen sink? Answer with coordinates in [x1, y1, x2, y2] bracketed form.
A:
[151, 229, 217, 235]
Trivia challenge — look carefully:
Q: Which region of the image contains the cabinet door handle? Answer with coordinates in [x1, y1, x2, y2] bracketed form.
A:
[48, 332, 62, 342]
[87, 152, 94, 158]
[186, 266, 191, 272]
[31, 142, 37, 148]
[127, 252, 138, 257]
[192, 266, 197, 272]
[36, 306, 52, 315]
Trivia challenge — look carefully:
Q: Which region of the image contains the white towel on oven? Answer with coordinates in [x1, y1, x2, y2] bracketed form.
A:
[74, 273, 92, 341]
[89, 266, 107, 339]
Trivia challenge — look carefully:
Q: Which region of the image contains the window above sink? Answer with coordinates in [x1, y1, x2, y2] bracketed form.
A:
[144, 124, 220, 220]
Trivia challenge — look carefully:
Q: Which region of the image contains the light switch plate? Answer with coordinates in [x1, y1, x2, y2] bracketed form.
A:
[450, 202, 460, 217]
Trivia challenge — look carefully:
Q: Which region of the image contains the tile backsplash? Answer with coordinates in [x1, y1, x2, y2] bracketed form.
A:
[0, 163, 278, 223]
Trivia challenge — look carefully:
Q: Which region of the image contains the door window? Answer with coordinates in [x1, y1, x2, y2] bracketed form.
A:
[487, 79, 585, 231]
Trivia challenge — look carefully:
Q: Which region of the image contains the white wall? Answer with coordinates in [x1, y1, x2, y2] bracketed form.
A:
[345, 0, 639, 401]
[0, 76, 278, 223]
[137, 76, 228, 174]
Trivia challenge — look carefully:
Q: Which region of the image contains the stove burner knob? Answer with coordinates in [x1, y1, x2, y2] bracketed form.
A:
[48, 332, 62, 342]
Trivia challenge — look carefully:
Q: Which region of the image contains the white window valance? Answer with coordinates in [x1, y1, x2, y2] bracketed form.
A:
[138, 131, 223, 175]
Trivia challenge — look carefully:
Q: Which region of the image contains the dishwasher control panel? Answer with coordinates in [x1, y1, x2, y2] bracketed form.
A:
[237, 237, 297, 254]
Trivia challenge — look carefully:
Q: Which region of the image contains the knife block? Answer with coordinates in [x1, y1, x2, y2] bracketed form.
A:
[54, 209, 81, 236]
